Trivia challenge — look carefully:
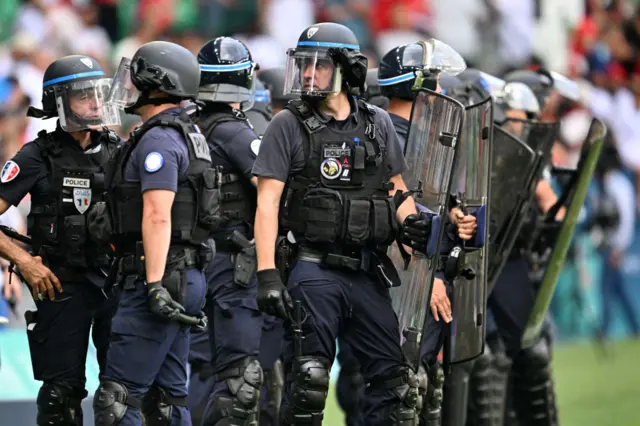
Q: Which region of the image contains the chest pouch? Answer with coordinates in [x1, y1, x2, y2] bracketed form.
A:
[301, 188, 344, 244]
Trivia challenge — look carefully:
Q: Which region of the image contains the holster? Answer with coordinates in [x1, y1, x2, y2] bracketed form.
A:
[233, 245, 256, 287]
[275, 236, 296, 283]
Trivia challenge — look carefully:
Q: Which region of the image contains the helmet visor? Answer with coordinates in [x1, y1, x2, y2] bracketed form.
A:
[549, 71, 580, 101]
[499, 82, 540, 115]
[198, 60, 258, 108]
[53, 78, 121, 132]
[107, 57, 141, 109]
[283, 49, 341, 97]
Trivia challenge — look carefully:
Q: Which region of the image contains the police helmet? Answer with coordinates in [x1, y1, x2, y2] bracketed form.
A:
[495, 82, 540, 119]
[438, 73, 462, 96]
[108, 41, 200, 114]
[362, 68, 389, 110]
[26, 55, 120, 132]
[283, 22, 368, 98]
[259, 67, 297, 107]
[197, 37, 258, 108]
[503, 69, 554, 110]
[244, 77, 272, 137]
[378, 39, 467, 100]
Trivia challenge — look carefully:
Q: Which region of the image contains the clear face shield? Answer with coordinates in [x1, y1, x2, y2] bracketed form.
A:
[199, 61, 258, 110]
[53, 78, 121, 132]
[378, 40, 467, 91]
[499, 83, 541, 138]
[549, 71, 580, 102]
[283, 48, 342, 97]
[107, 57, 141, 109]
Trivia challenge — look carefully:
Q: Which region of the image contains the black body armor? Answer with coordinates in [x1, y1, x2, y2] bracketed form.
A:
[197, 108, 257, 229]
[105, 111, 223, 255]
[27, 129, 119, 270]
[279, 99, 398, 252]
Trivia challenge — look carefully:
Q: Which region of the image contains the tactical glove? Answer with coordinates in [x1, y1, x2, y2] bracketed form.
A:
[257, 268, 293, 320]
[400, 212, 434, 255]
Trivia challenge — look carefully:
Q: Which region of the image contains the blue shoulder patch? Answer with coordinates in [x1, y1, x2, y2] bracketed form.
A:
[144, 152, 164, 173]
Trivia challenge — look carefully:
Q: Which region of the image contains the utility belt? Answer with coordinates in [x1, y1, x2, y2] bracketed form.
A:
[295, 243, 401, 288]
[38, 244, 111, 270]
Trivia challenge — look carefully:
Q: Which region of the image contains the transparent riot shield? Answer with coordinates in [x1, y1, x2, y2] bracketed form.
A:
[486, 127, 538, 291]
[444, 96, 493, 364]
[389, 89, 465, 371]
[521, 118, 606, 348]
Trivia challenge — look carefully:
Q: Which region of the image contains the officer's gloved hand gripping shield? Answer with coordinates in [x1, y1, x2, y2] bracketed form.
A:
[52, 73, 120, 132]
[387, 39, 467, 372]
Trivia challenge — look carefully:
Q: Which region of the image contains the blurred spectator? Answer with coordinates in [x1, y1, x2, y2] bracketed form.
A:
[591, 141, 639, 338]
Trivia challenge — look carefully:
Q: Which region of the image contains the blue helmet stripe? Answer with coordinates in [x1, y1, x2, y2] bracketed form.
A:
[297, 41, 360, 50]
[377, 72, 415, 86]
[43, 71, 105, 88]
[199, 62, 253, 72]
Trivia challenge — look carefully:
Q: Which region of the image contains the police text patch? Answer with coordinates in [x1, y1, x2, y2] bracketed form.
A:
[188, 133, 212, 162]
[63, 177, 90, 188]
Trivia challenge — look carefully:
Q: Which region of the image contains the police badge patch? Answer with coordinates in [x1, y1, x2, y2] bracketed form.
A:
[320, 158, 342, 180]
[0, 161, 20, 183]
[73, 188, 91, 214]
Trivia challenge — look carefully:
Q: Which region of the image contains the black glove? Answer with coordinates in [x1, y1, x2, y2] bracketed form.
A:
[146, 281, 187, 321]
[257, 269, 293, 320]
[400, 213, 434, 255]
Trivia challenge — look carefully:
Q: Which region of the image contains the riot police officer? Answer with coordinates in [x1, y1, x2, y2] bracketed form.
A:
[252, 24, 473, 425]
[258, 67, 297, 114]
[91, 41, 211, 426]
[0, 54, 121, 425]
[194, 36, 265, 426]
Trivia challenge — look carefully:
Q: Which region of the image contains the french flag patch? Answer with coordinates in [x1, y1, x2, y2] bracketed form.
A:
[0, 161, 20, 183]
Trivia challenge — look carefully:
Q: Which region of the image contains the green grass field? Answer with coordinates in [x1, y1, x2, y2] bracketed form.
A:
[321, 339, 640, 426]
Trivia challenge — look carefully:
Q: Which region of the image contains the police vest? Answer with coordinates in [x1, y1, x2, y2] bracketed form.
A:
[197, 108, 257, 228]
[28, 129, 119, 269]
[280, 99, 398, 250]
[105, 111, 224, 254]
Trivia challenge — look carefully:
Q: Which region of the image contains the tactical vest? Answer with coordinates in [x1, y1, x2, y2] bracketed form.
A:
[27, 129, 119, 269]
[197, 108, 257, 228]
[105, 111, 223, 254]
[280, 99, 398, 251]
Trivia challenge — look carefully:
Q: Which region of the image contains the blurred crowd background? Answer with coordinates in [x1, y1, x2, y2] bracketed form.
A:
[1, 0, 640, 353]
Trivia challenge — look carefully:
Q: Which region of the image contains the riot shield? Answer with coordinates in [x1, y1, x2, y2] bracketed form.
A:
[486, 127, 538, 291]
[521, 118, 606, 348]
[443, 96, 493, 365]
[390, 89, 465, 371]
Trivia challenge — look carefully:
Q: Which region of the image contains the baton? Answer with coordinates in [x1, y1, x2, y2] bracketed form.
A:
[0, 225, 32, 245]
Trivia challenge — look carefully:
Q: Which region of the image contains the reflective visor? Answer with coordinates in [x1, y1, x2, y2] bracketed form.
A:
[53, 78, 120, 132]
[499, 82, 540, 115]
[283, 49, 341, 97]
[107, 57, 141, 108]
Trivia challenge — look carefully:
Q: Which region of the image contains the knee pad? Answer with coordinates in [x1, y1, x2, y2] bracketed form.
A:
[511, 338, 558, 425]
[206, 357, 264, 426]
[36, 382, 86, 426]
[376, 368, 420, 426]
[142, 385, 188, 426]
[284, 356, 330, 426]
[93, 380, 140, 426]
[420, 362, 444, 426]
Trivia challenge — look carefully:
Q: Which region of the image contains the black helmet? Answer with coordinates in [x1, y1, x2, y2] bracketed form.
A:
[362, 68, 389, 110]
[27, 55, 120, 132]
[108, 41, 200, 114]
[259, 67, 297, 106]
[378, 40, 467, 100]
[197, 37, 258, 105]
[283, 22, 368, 98]
[245, 77, 272, 137]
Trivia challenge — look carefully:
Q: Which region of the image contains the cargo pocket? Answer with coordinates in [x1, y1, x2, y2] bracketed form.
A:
[302, 188, 344, 244]
[344, 199, 371, 246]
